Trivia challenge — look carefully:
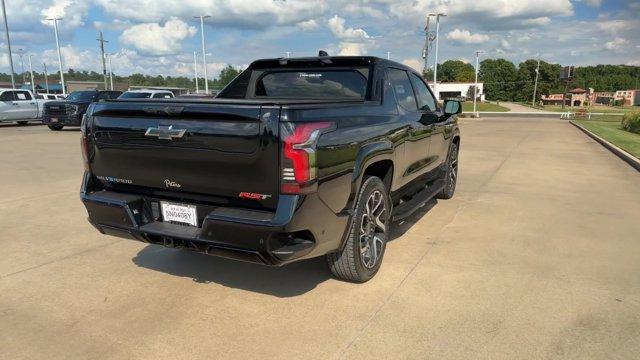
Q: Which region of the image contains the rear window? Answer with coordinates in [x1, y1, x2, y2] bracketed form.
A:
[255, 69, 368, 99]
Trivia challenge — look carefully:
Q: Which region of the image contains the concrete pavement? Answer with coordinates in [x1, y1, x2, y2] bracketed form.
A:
[1, 119, 639, 359]
[499, 102, 545, 112]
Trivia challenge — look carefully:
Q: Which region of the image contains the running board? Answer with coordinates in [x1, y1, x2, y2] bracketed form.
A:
[391, 180, 444, 222]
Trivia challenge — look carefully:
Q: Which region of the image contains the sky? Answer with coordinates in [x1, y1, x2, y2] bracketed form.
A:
[1, 0, 639, 80]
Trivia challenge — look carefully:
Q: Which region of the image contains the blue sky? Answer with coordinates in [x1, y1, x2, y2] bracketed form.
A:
[2, 0, 639, 79]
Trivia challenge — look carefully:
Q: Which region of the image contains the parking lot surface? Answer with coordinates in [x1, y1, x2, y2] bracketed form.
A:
[1, 119, 639, 359]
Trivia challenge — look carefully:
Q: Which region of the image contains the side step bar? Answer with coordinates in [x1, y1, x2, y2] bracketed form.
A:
[391, 180, 444, 222]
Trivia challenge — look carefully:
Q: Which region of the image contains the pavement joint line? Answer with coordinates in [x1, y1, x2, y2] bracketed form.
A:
[0, 239, 123, 280]
[569, 120, 640, 172]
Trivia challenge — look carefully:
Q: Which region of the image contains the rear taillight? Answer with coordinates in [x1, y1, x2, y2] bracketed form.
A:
[281, 122, 333, 194]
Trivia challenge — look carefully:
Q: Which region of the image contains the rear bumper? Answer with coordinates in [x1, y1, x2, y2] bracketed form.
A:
[80, 173, 349, 266]
[42, 114, 81, 126]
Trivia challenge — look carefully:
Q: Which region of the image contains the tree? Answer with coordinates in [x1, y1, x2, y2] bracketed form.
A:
[437, 60, 475, 82]
[214, 65, 241, 88]
[479, 58, 517, 101]
[513, 59, 561, 102]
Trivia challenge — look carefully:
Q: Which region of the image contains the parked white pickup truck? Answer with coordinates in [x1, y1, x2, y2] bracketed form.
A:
[0, 89, 50, 125]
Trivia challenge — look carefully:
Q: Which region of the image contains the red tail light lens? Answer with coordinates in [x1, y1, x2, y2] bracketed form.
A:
[281, 122, 333, 194]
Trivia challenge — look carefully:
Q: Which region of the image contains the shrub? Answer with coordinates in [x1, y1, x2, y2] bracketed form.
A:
[621, 112, 640, 134]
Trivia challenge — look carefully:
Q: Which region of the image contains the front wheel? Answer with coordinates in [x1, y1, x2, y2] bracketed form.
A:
[327, 176, 390, 282]
[48, 124, 63, 131]
[438, 142, 459, 199]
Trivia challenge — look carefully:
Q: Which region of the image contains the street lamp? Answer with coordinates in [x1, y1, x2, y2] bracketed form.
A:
[28, 54, 35, 94]
[1, 0, 16, 88]
[193, 51, 199, 93]
[106, 53, 114, 91]
[46, 17, 66, 96]
[473, 50, 485, 116]
[429, 12, 446, 100]
[194, 15, 211, 93]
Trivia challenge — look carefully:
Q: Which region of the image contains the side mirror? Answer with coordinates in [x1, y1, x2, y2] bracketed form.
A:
[443, 100, 462, 116]
[444, 100, 462, 116]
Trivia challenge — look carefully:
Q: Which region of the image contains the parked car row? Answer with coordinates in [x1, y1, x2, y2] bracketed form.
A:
[0, 89, 175, 128]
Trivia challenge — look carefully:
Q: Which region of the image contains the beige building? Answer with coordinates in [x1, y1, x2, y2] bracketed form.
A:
[614, 90, 640, 106]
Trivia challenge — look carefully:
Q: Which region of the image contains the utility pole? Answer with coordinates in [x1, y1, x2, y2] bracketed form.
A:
[193, 51, 199, 93]
[473, 50, 485, 116]
[107, 53, 114, 90]
[43, 63, 49, 93]
[422, 14, 435, 76]
[387, 51, 391, 60]
[532, 56, 541, 107]
[28, 54, 35, 94]
[46, 18, 66, 96]
[286, 51, 291, 58]
[1, 0, 16, 88]
[97, 31, 108, 90]
[195, 15, 211, 93]
[430, 12, 446, 100]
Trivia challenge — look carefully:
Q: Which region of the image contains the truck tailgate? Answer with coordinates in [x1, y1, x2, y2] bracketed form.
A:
[88, 102, 281, 210]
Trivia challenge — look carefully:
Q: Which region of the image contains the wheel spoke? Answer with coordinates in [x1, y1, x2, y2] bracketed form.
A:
[374, 212, 386, 232]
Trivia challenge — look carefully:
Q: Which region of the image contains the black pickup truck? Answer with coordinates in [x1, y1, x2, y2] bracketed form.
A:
[43, 90, 121, 130]
[80, 56, 461, 282]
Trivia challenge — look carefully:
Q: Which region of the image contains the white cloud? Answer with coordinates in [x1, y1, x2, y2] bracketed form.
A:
[402, 58, 423, 72]
[579, 0, 603, 8]
[296, 19, 319, 31]
[119, 18, 197, 56]
[604, 37, 629, 50]
[93, 0, 323, 29]
[328, 15, 373, 41]
[337, 42, 368, 56]
[500, 39, 512, 49]
[446, 29, 489, 44]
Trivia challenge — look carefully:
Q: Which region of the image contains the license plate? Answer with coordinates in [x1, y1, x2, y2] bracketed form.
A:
[161, 201, 198, 226]
[51, 118, 58, 123]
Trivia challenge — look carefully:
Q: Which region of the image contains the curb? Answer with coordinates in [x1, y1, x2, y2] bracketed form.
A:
[570, 121, 640, 172]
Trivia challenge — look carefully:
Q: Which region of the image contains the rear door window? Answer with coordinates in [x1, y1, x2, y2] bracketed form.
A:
[388, 68, 418, 111]
[1, 91, 15, 101]
[16, 91, 33, 100]
[255, 69, 368, 99]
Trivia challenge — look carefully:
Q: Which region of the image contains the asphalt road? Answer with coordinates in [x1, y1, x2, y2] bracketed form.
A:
[1, 119, 639, 359]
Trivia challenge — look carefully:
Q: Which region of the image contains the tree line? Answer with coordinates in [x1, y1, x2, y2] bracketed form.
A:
[0, 64, 242, 91]
[424, 59, 640, 102]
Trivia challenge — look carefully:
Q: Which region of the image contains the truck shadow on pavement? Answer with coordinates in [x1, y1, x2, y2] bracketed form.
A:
[131, 199, 436, 297]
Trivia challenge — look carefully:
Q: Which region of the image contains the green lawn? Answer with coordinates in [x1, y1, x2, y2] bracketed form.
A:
[461, 102, 509, 112]
[575, 120, 640, 159]
[537, 104, 639, 114]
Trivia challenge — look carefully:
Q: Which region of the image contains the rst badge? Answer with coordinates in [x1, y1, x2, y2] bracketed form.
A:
[238, 192, 272, 200]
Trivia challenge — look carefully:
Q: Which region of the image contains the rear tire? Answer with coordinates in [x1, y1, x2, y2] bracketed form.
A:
[17, 121, 28, 126]
[48, 124, 63, 131]
[438, 142, 458, 199]
[327, 176, 390, 282]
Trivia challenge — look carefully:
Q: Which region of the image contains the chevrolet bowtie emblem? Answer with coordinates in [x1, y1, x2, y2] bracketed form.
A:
[144, 125, 186, 140]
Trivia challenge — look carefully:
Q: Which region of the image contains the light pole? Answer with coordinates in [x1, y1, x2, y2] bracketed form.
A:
[46, 17, 66, 96]
[387, 51, 391, 60]
[194, 15, 211, 93]
[532, 55, 541, 107]
[16, 48, 25, 84]
[28, 54, 35, 94]
[473, 50, 485, 116]
[193, 51, 199, 93]
[107, 53, 114, 90]
[43, 62, 49, 93]
[1, 0, 16, 88]
[429, 12, 446, 100]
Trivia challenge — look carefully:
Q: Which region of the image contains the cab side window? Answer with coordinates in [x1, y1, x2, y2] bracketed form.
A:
[410, 73, 437, 112]
[388, 68, 418, 111]
[97, 92, 111, 100]
[0, 91, 15, 101]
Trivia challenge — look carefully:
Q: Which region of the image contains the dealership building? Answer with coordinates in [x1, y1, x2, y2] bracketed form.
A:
[428, 82, 485, 102]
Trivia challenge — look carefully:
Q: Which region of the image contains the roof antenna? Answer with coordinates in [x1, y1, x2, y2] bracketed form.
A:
[318, 50, 329, 57]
